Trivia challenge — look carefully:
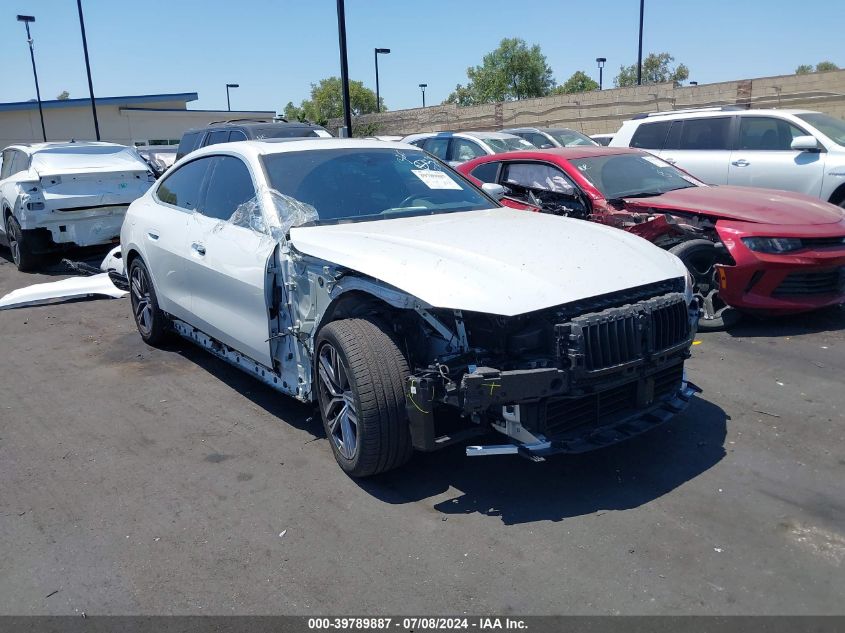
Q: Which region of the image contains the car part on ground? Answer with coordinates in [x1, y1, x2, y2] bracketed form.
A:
[0, 272, 126, 310]
[0, 141, 155, 271]
[122, 139, 698, 476]
[458, 147, 845, 329]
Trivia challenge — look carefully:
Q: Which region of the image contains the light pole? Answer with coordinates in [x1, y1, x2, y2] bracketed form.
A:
[374, 48, 390, 113]
[17, 15, 46, 142]
[419, 83, 427, 108]
[76, 0, 100, 140]
[637, 0, 644, 86]
[226, 83, 239, 111]
[336, 0, 352, 137]
[596, 57, 606, 90]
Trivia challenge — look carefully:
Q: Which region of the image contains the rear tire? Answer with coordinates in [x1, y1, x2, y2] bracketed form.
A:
[670, 239, 740, 331]
[315, 318, 413, 477]
[128, 258, 169, 346]
[5, 214, 40, 272]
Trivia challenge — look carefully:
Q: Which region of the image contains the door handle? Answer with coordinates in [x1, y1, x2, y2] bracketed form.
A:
[732, 159, 750, 167]
[664, 157, 677, 164]
[147, 231, 159, 241]
[191, 242, 206, 256]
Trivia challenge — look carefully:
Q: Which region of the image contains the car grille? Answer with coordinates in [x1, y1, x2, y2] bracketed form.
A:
[772, 267, 845, 297]
[543, 364, 684, 439]
[566, 293, 691, 373]
[800, 236, 845, 249]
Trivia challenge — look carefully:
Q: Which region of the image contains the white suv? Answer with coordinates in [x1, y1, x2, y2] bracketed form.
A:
[610, 107, 845, 207]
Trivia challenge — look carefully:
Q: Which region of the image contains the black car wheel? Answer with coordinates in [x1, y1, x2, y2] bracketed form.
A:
[5, 214, 39, 271]
[128, 258, 168, 346]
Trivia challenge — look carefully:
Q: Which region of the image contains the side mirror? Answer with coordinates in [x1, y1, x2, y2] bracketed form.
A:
[481, 182, 506, 200]
[790, 135, 821, 151]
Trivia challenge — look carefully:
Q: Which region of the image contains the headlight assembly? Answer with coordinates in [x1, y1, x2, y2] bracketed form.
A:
[741, 237, 803, 253]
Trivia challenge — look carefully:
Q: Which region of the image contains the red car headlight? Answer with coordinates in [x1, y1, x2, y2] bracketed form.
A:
[741, 237, 804, 253]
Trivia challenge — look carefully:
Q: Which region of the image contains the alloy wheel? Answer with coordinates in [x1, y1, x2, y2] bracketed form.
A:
[6, 217, 20, 266]
[317, 342, 359, 460]
[130, 265, 154, 337]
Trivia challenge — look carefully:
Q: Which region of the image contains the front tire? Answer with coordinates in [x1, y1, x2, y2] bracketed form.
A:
[670, 239, 740, 331]
[5, 214, 40, 272]
[128, 258, 169, 346]
[315, 319, 413, 477]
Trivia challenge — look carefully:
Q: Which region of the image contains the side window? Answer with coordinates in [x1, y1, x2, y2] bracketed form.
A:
[156, 157, 213, 210]
[526, 132, 553, 148]
[630, 121, 672, 149]
[502, 162, 577, 195]
[204, 130, 230, 147]
[199, 156, 256, 222]
[664, 120, 683, 150]
[738, 117, 808, 151]
[175, 131, 202, 160]
[0, 150, 13, 179]
[452, 139, 486, 162]
[678, 117, 732, 150]
[469, 161, 501, 183]
[228, 130, 247, 142]
[421, 138, 450, 160]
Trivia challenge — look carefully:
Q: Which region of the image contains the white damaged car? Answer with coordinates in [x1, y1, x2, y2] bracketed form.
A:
[1, 141, 155, 270]
[122, 139, 699, 477]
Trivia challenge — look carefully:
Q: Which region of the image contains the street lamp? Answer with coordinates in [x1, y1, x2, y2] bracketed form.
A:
[637, 0, 645, 86]
[76, 0, 100, 140]
[419, 83, 427, 108]
[16, 15, 46, 141]
[596, 57, 606, 90]
[336, 0, 353, 137]
[374, 48, 390, 113]
[225, 84, 239, 111]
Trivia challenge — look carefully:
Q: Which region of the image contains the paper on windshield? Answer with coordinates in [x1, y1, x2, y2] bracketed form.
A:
[411, 169, 461, 190]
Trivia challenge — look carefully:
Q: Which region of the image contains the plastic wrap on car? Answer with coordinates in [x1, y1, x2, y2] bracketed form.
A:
[212, 187, 318, 243]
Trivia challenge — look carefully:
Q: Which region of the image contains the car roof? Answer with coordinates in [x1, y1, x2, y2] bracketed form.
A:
[177, 138, 423, 164]
[626, 108, 819, 123]
[6, 141, 128, 154]
[471, 146, 645, 162]
[401, 130, 521, 141]
[184, 121, 324, 134]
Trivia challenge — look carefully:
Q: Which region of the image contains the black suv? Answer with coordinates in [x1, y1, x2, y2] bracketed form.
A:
[175, 119, 331, 161]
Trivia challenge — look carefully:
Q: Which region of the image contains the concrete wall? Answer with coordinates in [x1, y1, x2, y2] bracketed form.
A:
[339, 69, 845, 137]
[0, 104, 274, 148]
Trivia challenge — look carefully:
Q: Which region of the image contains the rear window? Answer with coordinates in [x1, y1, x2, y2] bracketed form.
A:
[257, 126, 327, 139]
[630, 121, 671, 149]
[176, 131, 202, 160]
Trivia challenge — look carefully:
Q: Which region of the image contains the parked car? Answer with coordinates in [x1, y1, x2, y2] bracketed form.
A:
[402, 131, 536, 166]
[122, 138, 698, 476]
[137, 145, 177, 178]
[459, 146, 845, 329]
[175, 119, 331, 161]
[610, 106, 845, 206]
[503, 127, 598, 148]
[591, 133, 615, 146]
[0, 141, 155, 271]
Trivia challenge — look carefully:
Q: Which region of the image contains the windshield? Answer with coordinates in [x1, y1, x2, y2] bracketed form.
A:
[569, 153, 700, 199]
[547, 129, 597, 147]
[482, 137, 536, 153]
[795, 113, 845, 146]
[261, 148, 495, 223]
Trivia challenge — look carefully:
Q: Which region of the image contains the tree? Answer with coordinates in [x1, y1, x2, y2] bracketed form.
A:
[56, 90, 70, 100]
[285, 77, 383, 127]
[815, 60, 839, 72]
[445, 38, 555, 105]
[553, 70, 599, 95]
[795, 64, 814, 75]
[614, 52, 689, 87]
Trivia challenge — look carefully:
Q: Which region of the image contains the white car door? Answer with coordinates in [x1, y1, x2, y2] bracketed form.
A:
[143, 157, 214, 320]
[183, 155, 276, 368]
[727, 115, 826, 197]
[658, 116, 734, 184]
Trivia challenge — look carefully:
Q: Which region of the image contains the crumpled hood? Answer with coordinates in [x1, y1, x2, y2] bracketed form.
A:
[289, 208, 686, 316]
[623, 185, 844, 225]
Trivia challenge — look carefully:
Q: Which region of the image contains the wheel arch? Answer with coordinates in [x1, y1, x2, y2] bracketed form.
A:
[828, 183, 845, 207]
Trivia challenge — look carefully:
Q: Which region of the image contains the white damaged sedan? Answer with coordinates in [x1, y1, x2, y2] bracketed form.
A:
[122, 138, 699, 476]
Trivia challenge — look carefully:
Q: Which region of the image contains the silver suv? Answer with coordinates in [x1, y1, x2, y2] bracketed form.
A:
[610, 107, 845, 207]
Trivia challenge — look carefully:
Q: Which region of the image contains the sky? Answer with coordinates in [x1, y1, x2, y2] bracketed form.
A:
[1, 0, 843, 114]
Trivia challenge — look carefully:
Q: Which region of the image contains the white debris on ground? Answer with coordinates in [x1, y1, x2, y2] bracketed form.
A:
[0, 247, 128, 310]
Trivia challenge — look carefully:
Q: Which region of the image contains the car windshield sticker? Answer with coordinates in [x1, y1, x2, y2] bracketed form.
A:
[313, 130, 332, 138]
[412, 169, 462, 190]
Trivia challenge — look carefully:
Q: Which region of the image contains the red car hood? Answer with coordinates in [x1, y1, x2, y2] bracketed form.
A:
[622, 186, 844, 226]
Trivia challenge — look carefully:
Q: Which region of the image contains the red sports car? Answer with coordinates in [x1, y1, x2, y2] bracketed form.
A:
[458, 147, 845, 329]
